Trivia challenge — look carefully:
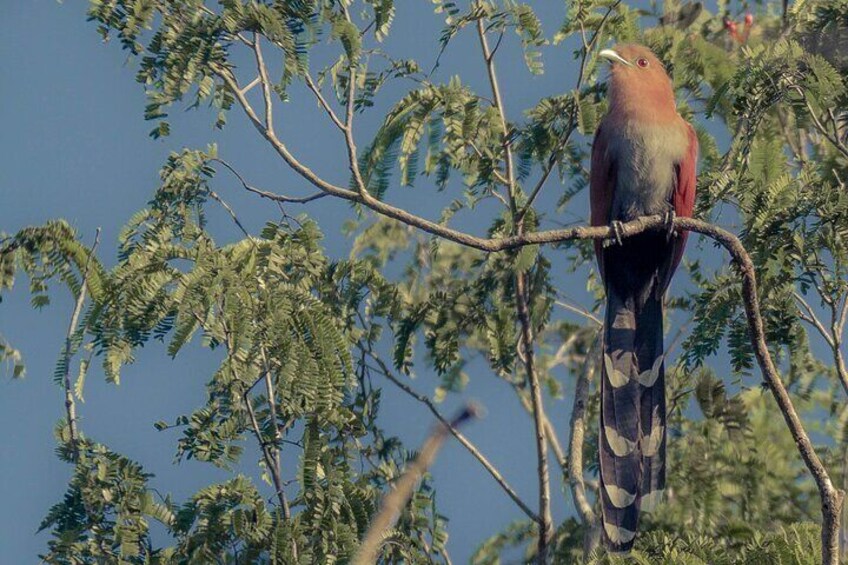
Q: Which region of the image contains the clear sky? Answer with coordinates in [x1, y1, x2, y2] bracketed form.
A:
[1, 1, 706, 562]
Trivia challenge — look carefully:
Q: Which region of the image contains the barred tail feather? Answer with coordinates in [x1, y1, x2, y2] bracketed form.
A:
[636, 295, 667, 513]
[600, 289, 668, 552]
[599, 287, 641, 552]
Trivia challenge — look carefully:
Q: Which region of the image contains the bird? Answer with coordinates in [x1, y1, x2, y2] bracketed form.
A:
[589, 44, 698, 553]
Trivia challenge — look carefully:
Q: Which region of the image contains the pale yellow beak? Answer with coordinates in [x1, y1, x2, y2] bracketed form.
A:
[599, 49, 633, 67]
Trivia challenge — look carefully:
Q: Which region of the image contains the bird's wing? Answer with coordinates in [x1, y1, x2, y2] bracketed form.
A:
[590, 121, 616, 283]
[659, 122, 698, 293]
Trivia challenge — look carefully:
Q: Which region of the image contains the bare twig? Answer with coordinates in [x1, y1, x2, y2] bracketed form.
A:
[239, 357, 296, 561]
[794, 291, 834, 347]
[208, 189, 254, 242]
[340, 3, 370, 199]
[212, 157, 328, 204]
[304, 72, 346, 131]
[61, 228, 101, 461]
[223, 332, 297, 558]
[363, 350, 539, 522]
[795, 291, 848, 397]
[258, 347, 288, 518]
[353, 404, 480, 565]
[509, 381, 568, 476]
[555, 298, 603, 326]
[240, 75, 261, 96]
[253, 34, 274, 131]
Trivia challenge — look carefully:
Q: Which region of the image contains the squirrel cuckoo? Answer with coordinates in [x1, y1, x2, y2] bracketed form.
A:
[589, 44, 698, 552]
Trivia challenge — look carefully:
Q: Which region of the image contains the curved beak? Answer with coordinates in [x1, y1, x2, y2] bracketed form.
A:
[599, 49, 633, 67]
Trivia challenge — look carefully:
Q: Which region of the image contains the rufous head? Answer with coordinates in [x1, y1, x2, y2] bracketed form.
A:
[599, 44, 677, 120]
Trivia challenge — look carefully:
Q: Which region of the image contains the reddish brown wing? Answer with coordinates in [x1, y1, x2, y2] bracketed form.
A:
[662, 122, 698, 290]
[589, 121, 616, 283]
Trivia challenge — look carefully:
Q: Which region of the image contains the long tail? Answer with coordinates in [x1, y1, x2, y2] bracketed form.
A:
[599, 288, 666, 553]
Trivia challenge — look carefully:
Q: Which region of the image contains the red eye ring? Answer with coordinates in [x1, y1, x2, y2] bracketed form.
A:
[636, 58, 649, 68]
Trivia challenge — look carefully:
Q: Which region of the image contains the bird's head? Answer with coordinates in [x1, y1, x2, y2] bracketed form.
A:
[599, 44, 677, 120]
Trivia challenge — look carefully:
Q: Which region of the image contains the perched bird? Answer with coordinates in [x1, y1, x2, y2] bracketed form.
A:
[589, 44, 698, 552]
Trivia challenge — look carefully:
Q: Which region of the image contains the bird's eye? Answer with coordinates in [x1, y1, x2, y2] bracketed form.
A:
[636, 58, 649, 68]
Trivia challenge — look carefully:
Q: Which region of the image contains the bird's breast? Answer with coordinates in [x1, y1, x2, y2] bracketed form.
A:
[606, 120, 688, 221]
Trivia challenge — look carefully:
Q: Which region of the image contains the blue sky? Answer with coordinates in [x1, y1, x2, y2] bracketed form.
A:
[0, 1, 728, 562]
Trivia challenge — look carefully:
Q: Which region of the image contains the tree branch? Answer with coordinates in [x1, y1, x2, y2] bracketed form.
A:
[243, 387, 294, 524]
[61, 227, 100, 461]
[252, 34, 274, 131]
[340, 3, 370, 199]
[509, 382, 568, 479]
[515, 272, 554, 561]
[555, 297, 603, 326]
[304, 72, 346, 132]
[795, 291, 848, 397]
[476, 10, 517, 216]
[474, 7, 552, 558]
[212, 157, 328, 204]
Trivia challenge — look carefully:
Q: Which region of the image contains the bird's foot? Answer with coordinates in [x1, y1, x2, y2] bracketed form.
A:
[604, 220, 625, 248]
[663, 210, 677, 241]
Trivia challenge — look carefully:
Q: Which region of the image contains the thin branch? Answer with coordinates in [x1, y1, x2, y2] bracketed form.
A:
[353, 404, 480, 565]
[511, 382, 569, 475]
[223, 331, 297, 558]
[258, 347, 288, 522]
[208, 189, 254, 242]
[555, 298, 603, 326]
[340, 3, 370, 198]
[796, 88, 848, 159]
[304, 72, 346, 131]
[476, 7, 551, 557]
[212, 157, 328, 204]
[515, 272, 554, 561]
[240, 76, 261, 96]
[364, 351, 540, 522]
[468, 140, 510, 186]
[476, 11, 517, 216]
[795, 291, 848, 396]
[243, 388, 293, 522]
[253, 33, 274, 131]
[704, 222, 845, 565]
[794, 292, 835, 347]
[61, 228, 101, 461]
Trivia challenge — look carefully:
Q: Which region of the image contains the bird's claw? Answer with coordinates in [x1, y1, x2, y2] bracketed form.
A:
[604, 220, 625, 248]
[663, 210, 677, 240]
